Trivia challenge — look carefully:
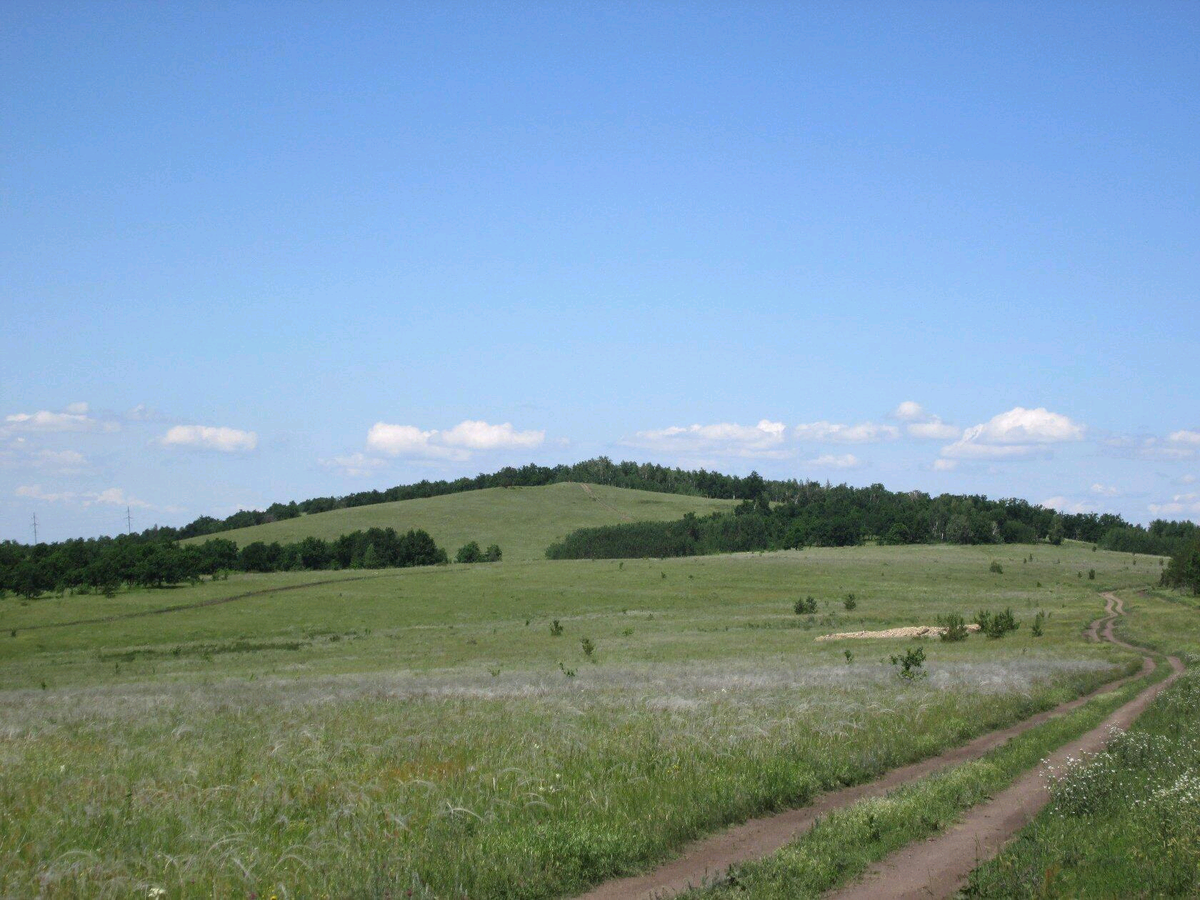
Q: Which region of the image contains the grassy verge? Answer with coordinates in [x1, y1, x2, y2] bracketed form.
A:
[959, 588, 1200, 898]
[683, 659, 1162, 899]
[962, 668, 1200, 898]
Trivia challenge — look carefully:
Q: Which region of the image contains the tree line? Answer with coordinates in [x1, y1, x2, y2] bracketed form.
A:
[547, 486, 1200, 560]
[0, 527, 453, 599]
[1161, 535, 1200, 595]
[130, 457, 1193, 556]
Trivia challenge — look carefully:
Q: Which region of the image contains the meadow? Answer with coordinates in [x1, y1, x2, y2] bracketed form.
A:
[0, 521, 1163, 899]
[179, 482, 735, 562]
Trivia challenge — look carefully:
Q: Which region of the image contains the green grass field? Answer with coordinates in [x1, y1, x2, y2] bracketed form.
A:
[181, 482, 736, 560]
[958, 587, 1200, 898]
[0, 514, 1168, 899]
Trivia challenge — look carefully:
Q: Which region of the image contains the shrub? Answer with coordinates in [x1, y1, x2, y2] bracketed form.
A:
[843, 593, 857, 611]
[580, 637, 596, 660]
[1031, 610, 1045, 637]
[890, 646, 927, 679]
[794, 596, 818, 615]
[483, 544, 502, 562]
[549, 619, 564, 637]
[843, 649, 853, 664]
[937, 613, 969, 642]
[989, 561, 1003, 574]
[1088, 568, 1096, 580]
[455, 541, 483, 564]
[977, 607, 1020, 638]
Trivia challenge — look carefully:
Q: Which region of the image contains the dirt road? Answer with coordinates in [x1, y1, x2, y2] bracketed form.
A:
[577, 592, 1170, 900]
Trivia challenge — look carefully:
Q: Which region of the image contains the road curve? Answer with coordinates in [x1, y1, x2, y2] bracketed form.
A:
[825, 592, 1182, 900]
[576, 592, 1162, 900]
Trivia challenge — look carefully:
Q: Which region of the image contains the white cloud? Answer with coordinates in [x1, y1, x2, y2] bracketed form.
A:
[1041, 496, 1097, 515]
[941, 442, 1048, 460]
[794, 421, 899, 443]
[125, 404, 157, 422]
[1090, 483, 1119, 496]
[908, 421, 961, 440]
[365, 419, 544, 460]
[1104, 435, 1196, 461]
[16, 485, 151, 508]
[807, 453, 862, 469]
[3, 407, 116, 433]
[890, 401, 960, 440]
[1179, 474, 1197, 486]
[933, 458, 958, 471]
[967, 407, 1085, 444]
[0, 446, 88, 473]
[440, 420, 545, 450]
[1169, 430, 1200, 446]
[320, 452, 390, 477]
[629, 420, 789, 458]
[941, 407, 1083, 460]
[159, 425, 258, 453]
[893, 401, 928, 422]
[1148, 493, 1200, 517]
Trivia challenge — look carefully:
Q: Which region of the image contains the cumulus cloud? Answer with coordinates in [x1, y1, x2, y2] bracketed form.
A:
[16, 485, 151, 508]
[366, 420, 544, 460]
[806, 453, 862, 469]
[933, 458, 958, 471]
[320, 452, 390, 477]
[159, 425, 258, 453]
[628, 420, 789, 458]
[941, 407, 1084, 460]
[1148, 492, 1200, 517]
[889, 401, 960, 439]
[1041, 496, 1097, 515]
[890, 401, 961, 440]
[908, 421, 961, 440]
[1170, 430, 1200, 446]
[3, 406, 117, 434]
[892, 401, 928, 422]
[440, 420, 545, 450]
[794, 421, 899, 443]
[1090, 483, 1119, 496]
[1103, 435, 1196, 461]
[0, 445, 88, 473]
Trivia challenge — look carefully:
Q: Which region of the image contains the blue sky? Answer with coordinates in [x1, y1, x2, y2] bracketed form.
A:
[3, 2, 1197, 542]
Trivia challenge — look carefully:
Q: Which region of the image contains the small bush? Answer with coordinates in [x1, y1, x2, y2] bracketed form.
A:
[483, 544, 502, 562]
[989, 561, 1003, 574]
[1031, 610, 1046, 637]
[455, 541, 483, 564]
[1088, 568, 1096, 580]
[937, 613, 970, 642]
[549, 619, 564, 637]
[890, 645, 927, 679]
[580, 637, 596, 660]
[844, 649, 853, 664]
[977, 607, 1020, 639]
[843, 593, 857, 611]
[794, 596, 818, 615]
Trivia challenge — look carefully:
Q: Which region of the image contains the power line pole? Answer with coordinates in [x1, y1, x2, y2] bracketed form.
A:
[31, 513, 38, 544]
[126, 505, 133, 534]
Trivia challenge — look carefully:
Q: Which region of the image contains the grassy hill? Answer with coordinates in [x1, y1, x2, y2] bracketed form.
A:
[182, 481, 735, 561]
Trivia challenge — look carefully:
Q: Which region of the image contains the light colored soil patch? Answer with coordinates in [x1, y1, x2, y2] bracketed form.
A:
[816, 623, 982, 641]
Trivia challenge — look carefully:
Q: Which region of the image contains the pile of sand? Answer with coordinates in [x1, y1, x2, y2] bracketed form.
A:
[815, 623, 982, 641]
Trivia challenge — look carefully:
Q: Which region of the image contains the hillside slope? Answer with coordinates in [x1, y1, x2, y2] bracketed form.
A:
[183, 482, 735, 561]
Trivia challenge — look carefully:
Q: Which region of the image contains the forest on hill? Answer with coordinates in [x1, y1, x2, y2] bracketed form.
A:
[2, 458, 1197, 597]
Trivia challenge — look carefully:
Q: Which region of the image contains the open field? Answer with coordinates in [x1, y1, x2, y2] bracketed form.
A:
[958, 587, 1200, 898]
[0, 537, 1169, 899]
[180, 482, 736, 561]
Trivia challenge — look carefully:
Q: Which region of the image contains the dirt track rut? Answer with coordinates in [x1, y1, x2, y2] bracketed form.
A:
[577, 591, 1172, 900]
